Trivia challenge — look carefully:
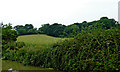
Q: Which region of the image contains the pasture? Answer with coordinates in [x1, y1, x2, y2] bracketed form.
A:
[17, 34, 66, 51]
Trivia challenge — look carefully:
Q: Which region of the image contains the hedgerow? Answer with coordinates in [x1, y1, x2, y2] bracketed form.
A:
[49, 27, 120, 71]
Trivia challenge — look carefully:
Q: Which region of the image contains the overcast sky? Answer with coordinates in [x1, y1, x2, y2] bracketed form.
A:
[0, 0, 119, 28]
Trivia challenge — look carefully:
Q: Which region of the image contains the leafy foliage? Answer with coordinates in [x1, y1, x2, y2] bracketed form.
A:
[14, 17, 120, 38]
[2, 23, 25, 55]
[49, 27, 120, 71]
[2, 23, 18, 44]
[14, 24, 38, 35]
[38, 23, 66, 37]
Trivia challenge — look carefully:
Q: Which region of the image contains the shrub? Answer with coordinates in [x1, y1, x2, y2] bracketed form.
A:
[49, 27, 120, 71]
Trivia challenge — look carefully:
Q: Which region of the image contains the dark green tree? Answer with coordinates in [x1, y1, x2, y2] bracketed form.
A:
[38, 24, 50, 34]
[17, 29, 27, 35]
[24, 24, 34, 31]
[2, 23, 18, 44]
[14, 25, 24, 30]
[63, 25, 79, 37]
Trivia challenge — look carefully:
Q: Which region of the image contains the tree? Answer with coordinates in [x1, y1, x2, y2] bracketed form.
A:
[46, 23, 66, 37]
[27, 28, 38, 34]
[38, 24, 50, 34]
[63, 25, 79, 37]
[82, 21, 87, 23]
[100, 17, 108, 20]
[14, 24, 38, 35]
[2, 24, 18, 44]
[24, 24, 34, 31]
[17, 29, 27, 35]
[14, 25, 24, 30]
[38, 23, 66, 37]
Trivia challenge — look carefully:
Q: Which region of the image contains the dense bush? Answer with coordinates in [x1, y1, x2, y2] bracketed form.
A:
[2, 48, 50, 67]
[2, 42, 25, 51]
[2, 42, 25, 60]
[49, 27, 120, 71]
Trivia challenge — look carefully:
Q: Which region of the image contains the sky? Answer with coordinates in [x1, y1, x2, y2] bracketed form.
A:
[0, 0, 119, 28]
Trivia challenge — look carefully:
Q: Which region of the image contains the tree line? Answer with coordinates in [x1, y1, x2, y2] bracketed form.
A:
[9, 17, 120, 37]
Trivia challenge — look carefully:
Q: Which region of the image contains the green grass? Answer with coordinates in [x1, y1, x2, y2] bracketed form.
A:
[2, 60, 54, 71]
[17, 34, 66, 51]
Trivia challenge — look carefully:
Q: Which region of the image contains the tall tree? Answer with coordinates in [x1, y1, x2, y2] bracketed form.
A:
[24, 24, 34, 31]
[2, 24, 18, 44]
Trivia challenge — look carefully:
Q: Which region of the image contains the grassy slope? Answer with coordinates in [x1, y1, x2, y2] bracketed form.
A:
[17, 34, 66, 51]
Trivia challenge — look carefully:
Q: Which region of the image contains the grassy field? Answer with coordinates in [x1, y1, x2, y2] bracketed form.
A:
[17, 34, 66, 51]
